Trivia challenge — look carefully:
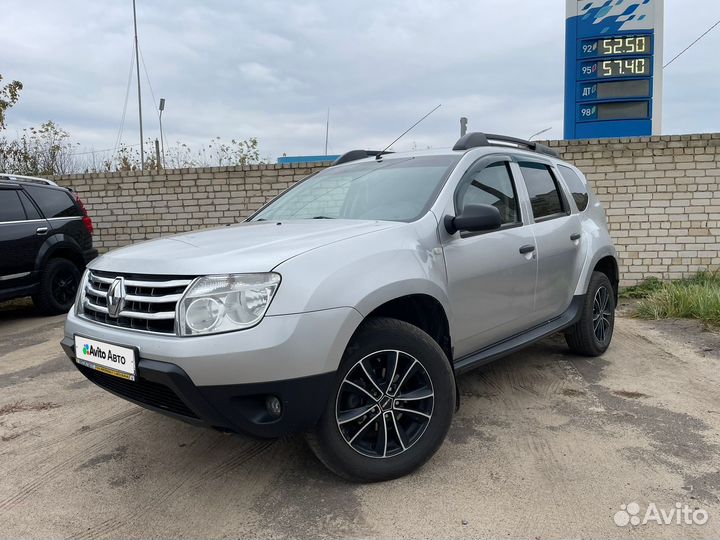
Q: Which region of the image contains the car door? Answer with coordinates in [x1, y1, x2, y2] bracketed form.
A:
[442, 156, 538, 358]
[514, 160, 584, 323]
[0, 186, 48, 288]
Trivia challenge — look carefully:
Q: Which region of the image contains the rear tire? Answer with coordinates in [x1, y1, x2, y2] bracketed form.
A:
[306, 317, 455, 482]
[32, 258, 81, 315]
[565, 271, 615, 356]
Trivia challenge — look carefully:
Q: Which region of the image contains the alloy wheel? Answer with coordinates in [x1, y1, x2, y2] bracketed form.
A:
[592, 285, 613, 343]
[52, 268, 78, 306]
[335, 350, 434, 459]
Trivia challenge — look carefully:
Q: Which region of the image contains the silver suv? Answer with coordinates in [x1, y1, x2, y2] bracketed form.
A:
[61, 132, 618, 482]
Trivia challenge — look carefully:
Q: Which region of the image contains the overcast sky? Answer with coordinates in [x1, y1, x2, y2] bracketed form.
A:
[2, 1, 719, 161]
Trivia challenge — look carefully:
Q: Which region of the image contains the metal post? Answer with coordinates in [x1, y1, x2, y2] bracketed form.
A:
[460, 117, 468, 137]
[155, 138, 161, 172]
[133, 0, 144, 170]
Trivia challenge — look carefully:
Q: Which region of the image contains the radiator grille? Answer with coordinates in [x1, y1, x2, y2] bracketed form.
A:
[81, 270, 193, 334]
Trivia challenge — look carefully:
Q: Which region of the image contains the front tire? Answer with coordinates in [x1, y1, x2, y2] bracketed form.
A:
[565, 271, 615, 356]
[306, 317, 455, 482]
[32, 258, 81, 315]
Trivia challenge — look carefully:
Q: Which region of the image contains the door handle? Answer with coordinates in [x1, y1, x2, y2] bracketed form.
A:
[519, 245, 536, 254]
[570, 233, 581, 241]
[36, 227, 48, 236]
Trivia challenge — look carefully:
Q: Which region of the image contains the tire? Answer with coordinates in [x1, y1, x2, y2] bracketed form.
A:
[565, 271, 615, 356]
[306, 317, 455, 482]
[32, 258, 82, 315]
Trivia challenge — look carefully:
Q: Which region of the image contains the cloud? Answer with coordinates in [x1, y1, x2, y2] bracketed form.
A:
[1, 0, 718, 161]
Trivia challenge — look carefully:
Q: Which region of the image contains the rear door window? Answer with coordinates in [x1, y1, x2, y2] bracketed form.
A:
[18, 190, 42, 220]
[0, 190, 26, 222]
[557, 165, 589, 211]
[519, 162, 567, 220]
[23, 185, 79, 218]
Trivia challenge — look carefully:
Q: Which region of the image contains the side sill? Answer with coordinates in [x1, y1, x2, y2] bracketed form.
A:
[453, 295, 584, 375]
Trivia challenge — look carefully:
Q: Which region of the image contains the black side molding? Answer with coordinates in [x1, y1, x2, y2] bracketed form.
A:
[453, 295, 584, 374]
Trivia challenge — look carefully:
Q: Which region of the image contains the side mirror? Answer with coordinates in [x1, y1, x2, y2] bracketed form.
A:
[444, 204, 502, 235]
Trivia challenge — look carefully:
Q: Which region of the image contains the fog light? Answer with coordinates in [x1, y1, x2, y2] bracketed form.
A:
[266, 395, 282, 418]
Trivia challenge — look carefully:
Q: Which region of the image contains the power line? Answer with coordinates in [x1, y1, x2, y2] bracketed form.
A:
[110, 43, 137, 165]
[138, 46, 159, 114]
[664, 18, 720, 69]
[69, 142, 142, 157]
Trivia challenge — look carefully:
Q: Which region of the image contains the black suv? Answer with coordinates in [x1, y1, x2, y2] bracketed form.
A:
[0, 174, 97, 314]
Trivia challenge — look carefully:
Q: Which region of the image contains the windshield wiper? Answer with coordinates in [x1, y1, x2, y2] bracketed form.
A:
[311, 216, 334, 219]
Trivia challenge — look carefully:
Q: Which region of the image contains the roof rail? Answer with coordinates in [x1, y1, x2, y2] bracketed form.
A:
[452, 132, 559, 158]
[332, 150, 392, 166]
[0, 173, 58, 187]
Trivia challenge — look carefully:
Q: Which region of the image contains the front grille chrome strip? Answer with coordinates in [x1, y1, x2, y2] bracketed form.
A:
[84, 299, 175, 320]
[90, 274, 192, 289]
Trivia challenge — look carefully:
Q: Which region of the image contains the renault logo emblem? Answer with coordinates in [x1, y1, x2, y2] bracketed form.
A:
[106, 277, 126, 318]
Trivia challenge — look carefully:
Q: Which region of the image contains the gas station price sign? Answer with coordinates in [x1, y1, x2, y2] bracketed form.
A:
[564, 0, 663, 139]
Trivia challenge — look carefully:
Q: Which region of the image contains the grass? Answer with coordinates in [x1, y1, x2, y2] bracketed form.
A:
[620, 276, 664, 299]
[627, 271, 720, 328]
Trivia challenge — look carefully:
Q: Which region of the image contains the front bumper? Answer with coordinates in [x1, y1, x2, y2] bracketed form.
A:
[61, 339, 334, 437]
[62, 306, 363, 437]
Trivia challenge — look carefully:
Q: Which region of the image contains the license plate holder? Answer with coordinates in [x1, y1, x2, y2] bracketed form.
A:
[73, 335, 138, 381]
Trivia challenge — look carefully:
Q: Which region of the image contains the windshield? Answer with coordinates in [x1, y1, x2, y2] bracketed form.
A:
[251, 155, 459, 222]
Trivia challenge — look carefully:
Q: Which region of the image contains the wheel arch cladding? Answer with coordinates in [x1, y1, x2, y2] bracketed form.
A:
[362, 294, 452, 363]
[358, 293, 460, 410]
[594, 255, 619, 301]
[36, 235, 85, 271]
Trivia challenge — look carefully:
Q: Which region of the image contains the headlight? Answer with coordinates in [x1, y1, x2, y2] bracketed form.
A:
[177, 273, 281, 336]
[75, 269, 90, 316]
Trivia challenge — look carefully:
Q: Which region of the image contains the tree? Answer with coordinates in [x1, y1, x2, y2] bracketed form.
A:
[0, 75, 23, 131]
[0, 121, 78, 176]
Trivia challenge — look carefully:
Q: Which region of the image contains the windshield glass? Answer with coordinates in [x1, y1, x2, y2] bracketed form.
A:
[251, 155, 459, 222]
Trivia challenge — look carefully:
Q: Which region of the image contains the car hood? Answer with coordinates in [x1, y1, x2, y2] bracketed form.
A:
[89, 220, 403, 275]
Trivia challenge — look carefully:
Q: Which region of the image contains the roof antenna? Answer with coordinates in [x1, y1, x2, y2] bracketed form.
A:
[376, 104, 442, 160]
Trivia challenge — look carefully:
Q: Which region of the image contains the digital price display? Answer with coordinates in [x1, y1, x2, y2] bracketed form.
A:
[578, 101, 650, 122]
[599, 57, 651, 78]
[564, 0, 663, 139]
[577, 80, 651, 101]
[580, 35, 652, 57]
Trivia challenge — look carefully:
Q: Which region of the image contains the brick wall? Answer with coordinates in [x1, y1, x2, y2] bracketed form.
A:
[51, 133, 720, 286]
[544, 133, 720, 284]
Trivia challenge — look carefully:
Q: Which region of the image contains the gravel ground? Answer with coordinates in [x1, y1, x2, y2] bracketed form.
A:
[1, 303, 719, 539]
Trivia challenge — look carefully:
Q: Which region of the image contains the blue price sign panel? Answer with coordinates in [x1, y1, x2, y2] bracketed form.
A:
[564, 0, 663, 140]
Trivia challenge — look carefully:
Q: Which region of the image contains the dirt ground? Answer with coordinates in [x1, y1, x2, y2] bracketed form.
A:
[1, 300, 719, 539]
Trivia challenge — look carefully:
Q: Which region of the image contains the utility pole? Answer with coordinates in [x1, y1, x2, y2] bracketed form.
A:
[155, 138, 161, 172]
[133, 0, 144, 170]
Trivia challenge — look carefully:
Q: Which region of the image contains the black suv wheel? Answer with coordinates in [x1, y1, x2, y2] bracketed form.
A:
[32, 258, 81, 315]
[565, 271, 615, 356]
[307, 317, 455, 482]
